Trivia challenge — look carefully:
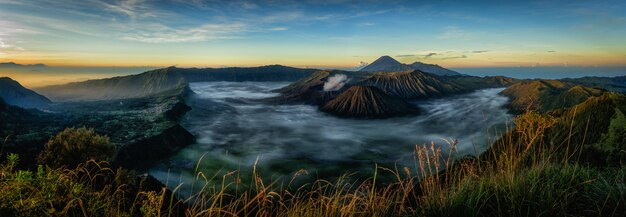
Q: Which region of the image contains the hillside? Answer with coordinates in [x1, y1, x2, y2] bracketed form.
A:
[320, 85, 419, 118]
[360, 55, 462, 76]
[500, 80, 605, 113]
[35, 65, 318, 101]
[0, 77, 51, 108]
[2, 84, 194, 169]
[0, 97, 63, 164]
[546, 93, 626, 165]
[35, 68, 187, 101]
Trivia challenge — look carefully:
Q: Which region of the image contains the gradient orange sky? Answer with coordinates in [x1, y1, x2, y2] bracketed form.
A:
[1, 0, 625, 87]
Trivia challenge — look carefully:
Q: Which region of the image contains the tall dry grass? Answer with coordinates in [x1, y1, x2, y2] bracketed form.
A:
[1, 110, 625, 216]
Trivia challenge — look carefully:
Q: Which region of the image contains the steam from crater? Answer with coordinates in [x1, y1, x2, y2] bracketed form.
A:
[323, 74, 348, 91]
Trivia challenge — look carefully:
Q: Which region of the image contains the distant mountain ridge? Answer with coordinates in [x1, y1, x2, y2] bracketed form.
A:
[36, 65, 318, 101]
[360, 55, 462, 76]
[0, 62, 47, 68]
[563, 76, 626, 93]
[0, 77, 52, 108]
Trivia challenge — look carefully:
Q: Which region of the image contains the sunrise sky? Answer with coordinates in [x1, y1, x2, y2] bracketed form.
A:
[1, 0, 625, 86]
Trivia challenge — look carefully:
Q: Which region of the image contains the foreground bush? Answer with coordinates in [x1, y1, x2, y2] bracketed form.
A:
[0, 156, 182, 217]
[37, 127, 114, 168]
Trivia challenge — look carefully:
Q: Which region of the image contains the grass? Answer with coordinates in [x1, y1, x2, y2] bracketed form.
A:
[1, 110, 625, 216]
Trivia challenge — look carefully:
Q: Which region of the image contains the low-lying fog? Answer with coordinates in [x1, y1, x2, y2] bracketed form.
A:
[149, 82, 511, 193]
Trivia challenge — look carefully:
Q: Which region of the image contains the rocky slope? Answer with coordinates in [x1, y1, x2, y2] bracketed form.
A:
[358, 70, 467, 99]
[0, 77, 52, 108]
[320, 86, 419, 118]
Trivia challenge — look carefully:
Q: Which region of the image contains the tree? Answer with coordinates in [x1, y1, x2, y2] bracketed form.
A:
[38, 127, 114, 168]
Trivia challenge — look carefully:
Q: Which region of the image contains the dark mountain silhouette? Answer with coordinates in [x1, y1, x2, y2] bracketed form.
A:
[0, 77, 52, 108]
[36, 65, 318, 101]
[320, 85, 419, 118]
[360, 55, 462, 76]
[0, 62, 46, 68]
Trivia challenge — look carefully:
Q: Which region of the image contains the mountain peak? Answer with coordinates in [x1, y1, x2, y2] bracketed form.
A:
[360, 55, 412, 72]
[0, 77, 21, 86]
[359, 56, 462, 76]
[370, 55, 402, 66]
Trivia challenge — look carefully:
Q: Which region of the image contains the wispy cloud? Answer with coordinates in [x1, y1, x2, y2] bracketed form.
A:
[398, 50, 473, 61]
[120, 22, 248, 43]
[440, 12, 498, 24]
[97, 0, 155, 20]
[441, 55, 467, 60]
[0, 38, 10, 48]
[438, 26, 474, 40]
[269, 27, 288, 31]
[358, 22, 376, 27]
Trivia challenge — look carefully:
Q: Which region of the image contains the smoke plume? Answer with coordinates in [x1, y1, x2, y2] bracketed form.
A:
[323, 74, 348, 91]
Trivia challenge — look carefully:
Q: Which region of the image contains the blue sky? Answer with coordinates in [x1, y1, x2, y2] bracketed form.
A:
[0, 0, 625, 86]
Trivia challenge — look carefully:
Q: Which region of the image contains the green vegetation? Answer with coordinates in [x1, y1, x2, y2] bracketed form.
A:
[547, 93, 626, 166]
[501, 80, 605, 113]
[0, 157, 182, 217]
[1, 101, 625, 216]
[37, 127, 114, 168]
[1, 74, 624, 216]
[1, 84, 194, 169]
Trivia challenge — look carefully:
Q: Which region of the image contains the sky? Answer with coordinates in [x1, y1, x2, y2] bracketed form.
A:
[1, 0, 625, 86]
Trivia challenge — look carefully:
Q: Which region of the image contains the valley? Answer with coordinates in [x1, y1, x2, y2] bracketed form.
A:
[1, 56, 625, 216]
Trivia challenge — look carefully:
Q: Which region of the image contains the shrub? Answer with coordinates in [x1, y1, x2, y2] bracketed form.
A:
[37, 127, 114, 168]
